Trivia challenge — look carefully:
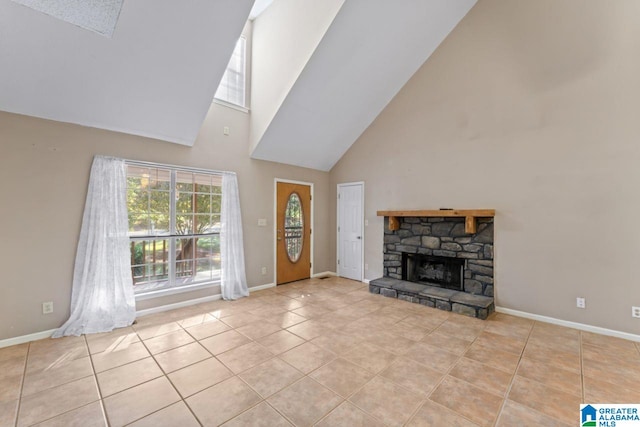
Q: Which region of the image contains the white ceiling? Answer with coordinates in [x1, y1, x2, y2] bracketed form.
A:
[250, 0, 477, 171]
[0, 0, 254, 145]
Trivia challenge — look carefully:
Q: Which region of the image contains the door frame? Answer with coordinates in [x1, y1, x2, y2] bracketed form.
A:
[274, 178, 314, 285]
[336, 181, 365, 281]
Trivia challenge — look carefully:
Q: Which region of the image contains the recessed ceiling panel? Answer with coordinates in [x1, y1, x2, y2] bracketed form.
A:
[11, 0, 124, 37]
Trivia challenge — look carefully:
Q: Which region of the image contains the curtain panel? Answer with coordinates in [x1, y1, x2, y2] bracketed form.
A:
[220, 172, 249, 300]
[53, 156, 135, 337]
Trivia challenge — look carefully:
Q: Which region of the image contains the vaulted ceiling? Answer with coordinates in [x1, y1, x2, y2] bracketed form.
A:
[0, 0, 477, 170]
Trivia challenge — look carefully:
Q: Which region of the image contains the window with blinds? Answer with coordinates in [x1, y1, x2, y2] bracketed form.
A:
[214, 36, 247, 109]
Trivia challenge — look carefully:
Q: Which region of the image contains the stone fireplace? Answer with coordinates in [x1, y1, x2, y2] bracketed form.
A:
[370, 213, 495, 319]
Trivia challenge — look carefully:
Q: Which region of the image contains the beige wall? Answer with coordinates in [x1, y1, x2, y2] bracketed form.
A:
[330, 0, 640, 334]
[0, 104, 331, 340]
[250, 0, 344, 152]
[4, 0, 640, 340]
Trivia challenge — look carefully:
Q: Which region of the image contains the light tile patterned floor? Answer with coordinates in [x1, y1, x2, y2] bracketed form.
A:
[1, 276, 640, 426]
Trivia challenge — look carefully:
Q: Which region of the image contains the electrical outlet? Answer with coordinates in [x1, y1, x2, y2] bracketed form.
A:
[223, 126, 230, 135]
[261, 267, 267, 275]
[42, 301, 53, 314]
[365, 219, 369, 226]
[364, 263, 369, 270]
[632, 306, 640, 318]
[576, 297, 586, 309]
[257, 218, 267, 226]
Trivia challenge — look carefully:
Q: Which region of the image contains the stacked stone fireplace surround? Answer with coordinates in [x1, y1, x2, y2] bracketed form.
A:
[370, 216, 495, 319]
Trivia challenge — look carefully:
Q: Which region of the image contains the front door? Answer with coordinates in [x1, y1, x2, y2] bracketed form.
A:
[337, 182, 363, 281]
[276, 182, 311, 285]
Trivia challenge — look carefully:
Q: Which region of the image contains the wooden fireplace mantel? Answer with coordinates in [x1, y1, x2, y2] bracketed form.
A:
[376, 209, 495, 234]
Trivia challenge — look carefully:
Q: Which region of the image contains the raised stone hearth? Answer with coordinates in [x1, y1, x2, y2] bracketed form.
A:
[373, 215, 495, 319]
[369, 277, 494, 319]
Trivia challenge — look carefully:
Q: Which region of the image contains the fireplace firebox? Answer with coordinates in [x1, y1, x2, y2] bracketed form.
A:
[402, 252, 465, 291]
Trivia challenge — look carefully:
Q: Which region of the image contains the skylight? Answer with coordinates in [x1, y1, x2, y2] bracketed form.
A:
[249, 0, 273, 20]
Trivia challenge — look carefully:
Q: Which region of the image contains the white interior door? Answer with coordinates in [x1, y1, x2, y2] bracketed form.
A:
[337, 182, 363, 281]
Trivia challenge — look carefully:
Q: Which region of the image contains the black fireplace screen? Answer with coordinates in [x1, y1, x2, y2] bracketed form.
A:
[402, 252, 464, 291]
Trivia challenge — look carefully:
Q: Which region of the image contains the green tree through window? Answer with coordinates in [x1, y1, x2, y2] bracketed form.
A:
[126, 165, 221, 293]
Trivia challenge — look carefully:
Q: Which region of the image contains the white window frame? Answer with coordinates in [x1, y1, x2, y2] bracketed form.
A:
[214, 36, 248, 111]
[125, 160, 223, 300]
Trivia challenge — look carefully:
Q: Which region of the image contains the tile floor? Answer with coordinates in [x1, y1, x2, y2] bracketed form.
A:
[1, 276, 640, 426]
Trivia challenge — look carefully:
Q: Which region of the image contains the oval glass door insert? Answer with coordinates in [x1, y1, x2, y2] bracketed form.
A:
[284, 192, 304, 262]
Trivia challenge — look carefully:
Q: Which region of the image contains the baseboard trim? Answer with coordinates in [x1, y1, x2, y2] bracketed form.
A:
[249, 283, 275, 292]
[312, 271, 337, 278]
[136, 294, 222, 317]
[363, 279, 371, 284]
[137, 283, 277, 317]
[1, 284, 278, 348]
[0, 329, 56, 349]
[495, 306, 640, 343]
[8, 296, 637, 349]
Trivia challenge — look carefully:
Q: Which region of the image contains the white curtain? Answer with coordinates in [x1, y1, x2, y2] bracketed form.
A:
[220, 172, 249, 300]
[53, 156, 135, 337]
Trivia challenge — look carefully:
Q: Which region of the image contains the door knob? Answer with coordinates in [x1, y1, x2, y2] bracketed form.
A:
[357, 236, 361, 239]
